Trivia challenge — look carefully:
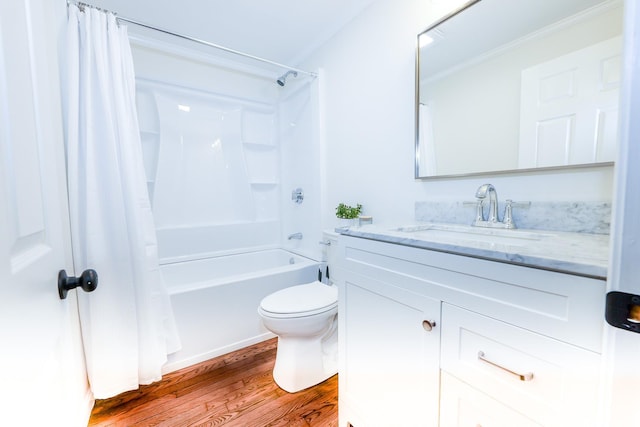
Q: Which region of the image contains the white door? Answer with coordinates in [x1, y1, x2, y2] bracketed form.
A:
[519, 37, 622, 168]
[602, 2, 640, 425]
[0, 1, 91, 426]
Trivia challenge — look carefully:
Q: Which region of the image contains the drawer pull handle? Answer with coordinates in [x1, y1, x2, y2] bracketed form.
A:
[477, 351, 534, 382]
[422, 320, 437, 331]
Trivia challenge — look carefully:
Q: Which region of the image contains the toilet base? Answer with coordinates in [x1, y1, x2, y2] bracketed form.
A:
[272, 333, 338, 393]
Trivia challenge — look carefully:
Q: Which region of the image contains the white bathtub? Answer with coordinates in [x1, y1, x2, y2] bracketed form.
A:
[161, 249, 320, 373]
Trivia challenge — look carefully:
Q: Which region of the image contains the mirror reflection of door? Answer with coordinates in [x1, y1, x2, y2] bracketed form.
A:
[416, 0, 623, 178]
[519, 36, 621, 168]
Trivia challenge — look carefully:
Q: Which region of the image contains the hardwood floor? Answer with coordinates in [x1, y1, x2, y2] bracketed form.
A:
[89, 338, 338, 427]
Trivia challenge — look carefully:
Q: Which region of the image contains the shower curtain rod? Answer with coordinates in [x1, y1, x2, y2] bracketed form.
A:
[67, 1, 318, 78]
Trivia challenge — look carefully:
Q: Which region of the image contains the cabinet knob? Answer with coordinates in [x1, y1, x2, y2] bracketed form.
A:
[422, 320, 437, 331]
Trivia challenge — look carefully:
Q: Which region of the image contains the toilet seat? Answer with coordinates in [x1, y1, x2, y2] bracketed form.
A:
[259, 281, 338, 318]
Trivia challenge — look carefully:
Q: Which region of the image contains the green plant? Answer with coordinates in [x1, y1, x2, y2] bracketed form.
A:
[335, 203, 362, 219]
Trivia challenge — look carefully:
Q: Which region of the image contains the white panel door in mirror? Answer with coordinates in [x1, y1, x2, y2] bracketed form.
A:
[519, 36, 621, 168]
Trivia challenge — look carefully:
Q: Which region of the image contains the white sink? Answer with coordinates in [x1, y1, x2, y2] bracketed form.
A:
[394, 223, 556, 246]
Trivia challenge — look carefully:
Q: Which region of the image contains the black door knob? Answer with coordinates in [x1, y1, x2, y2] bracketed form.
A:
[58, 269, 98, 300]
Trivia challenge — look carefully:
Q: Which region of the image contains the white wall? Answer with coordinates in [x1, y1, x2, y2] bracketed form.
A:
[302, 0, 614, 229]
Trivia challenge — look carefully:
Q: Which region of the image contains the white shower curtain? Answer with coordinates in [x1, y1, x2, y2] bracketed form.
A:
[64, 4, 180, 399]
[418, 103, 437, 176]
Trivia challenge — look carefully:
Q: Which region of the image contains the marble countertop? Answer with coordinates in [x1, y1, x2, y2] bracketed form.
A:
[338, 222, 609, 279]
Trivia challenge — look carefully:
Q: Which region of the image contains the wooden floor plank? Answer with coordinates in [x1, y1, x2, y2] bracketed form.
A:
[88, 338, 338, 426]
[220, 380, 332, 427]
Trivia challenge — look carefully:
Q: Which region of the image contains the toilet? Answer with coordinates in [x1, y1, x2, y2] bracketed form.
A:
[258, 280, 338, 392]
[258, 232, 340, 393]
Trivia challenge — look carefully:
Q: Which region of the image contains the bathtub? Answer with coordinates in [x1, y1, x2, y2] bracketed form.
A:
[161, 249, 320, 373]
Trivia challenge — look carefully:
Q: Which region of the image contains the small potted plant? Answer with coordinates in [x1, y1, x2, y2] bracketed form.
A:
[335, 203, 362, 228]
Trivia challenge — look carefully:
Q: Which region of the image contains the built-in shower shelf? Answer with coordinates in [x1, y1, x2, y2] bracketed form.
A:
[242, 141, 276, 149]
[249, 181, 278, 186]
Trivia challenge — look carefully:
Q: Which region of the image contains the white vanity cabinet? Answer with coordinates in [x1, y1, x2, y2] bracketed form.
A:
[338, 272, 441, 427]
[336, 234, 606, 427]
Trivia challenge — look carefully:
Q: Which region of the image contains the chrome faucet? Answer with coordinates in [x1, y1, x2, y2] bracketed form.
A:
[473, 184, 516, 229]
[475, 183, 499, 223]
[287, 232, 303, 240]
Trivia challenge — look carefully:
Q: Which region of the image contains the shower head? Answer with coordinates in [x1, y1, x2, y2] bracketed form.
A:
[276, 70, 298, 87]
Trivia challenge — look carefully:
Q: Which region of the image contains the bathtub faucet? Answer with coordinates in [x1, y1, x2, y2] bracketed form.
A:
[287, 232, 303, 240]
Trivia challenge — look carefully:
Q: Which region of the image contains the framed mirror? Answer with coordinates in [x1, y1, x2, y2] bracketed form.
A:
[415, 0, 623, 178]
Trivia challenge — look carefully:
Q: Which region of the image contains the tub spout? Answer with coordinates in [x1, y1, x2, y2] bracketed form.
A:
[288, 232, 303, 240]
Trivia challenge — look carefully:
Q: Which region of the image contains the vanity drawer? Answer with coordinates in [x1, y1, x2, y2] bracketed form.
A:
[440, 303, 601, 427]
[440, 372, 541, 427]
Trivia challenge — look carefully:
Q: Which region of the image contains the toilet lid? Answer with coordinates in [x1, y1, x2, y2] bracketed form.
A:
[260, 281, 337, 315]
